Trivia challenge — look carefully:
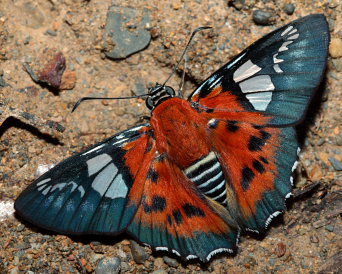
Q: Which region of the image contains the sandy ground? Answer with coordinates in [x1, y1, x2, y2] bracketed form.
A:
[0, 0, 341, 273]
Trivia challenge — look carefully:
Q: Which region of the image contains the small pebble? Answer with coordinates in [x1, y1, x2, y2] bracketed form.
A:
[329, 38, 342, 58]
[151, 270, 168, 274]
[130, 240, 149, 264]
[163, 256, 178, 267]
[332, 58, 342, 72]
[154, 257, 165, 268]
[95, 257, 121, 274]
[269, 257, 276, 266]
[283, 4, 295, 15]
[228, 0, 246, 11]
[310, 235, 319, 243]
[316, 138, 325, 146]
[243, 255, 257, 268]
[253, 10, 275, 25]
[334, 136, 342, 146]
[325, 224, 334, 232]
[10, 267, 19, 274]
[275, 243, 286, 258]
[45, 29, 57, 36]
[328, 157, 342, 171]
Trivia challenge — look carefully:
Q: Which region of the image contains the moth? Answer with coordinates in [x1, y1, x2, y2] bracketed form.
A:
[15, 14, 330, 262]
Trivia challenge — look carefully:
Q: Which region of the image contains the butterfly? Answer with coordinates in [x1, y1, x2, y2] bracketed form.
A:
[15, 14, 330, 262]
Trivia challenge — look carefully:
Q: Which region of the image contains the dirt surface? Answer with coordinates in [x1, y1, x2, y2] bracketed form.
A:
[0, 0, 342, 273]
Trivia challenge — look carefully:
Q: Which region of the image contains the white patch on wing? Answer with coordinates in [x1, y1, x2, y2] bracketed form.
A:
[36, 178, 51, 186]
[42, 185, 52, 195]
[126, 125, 144, 132]
[77, 185, 85, 197]
[112, 138, 129, 146]
[233, 60, 262, 83]
[155, 247, 168, 251]
[239, 75, 275, 93]
[239, 75, 274, 111]
[288, 33, 299, 40]
[91, 163, 118, 196]
[281, 26, 293, 36]
[288, 28, 297, 35]
[105, 174, 128, 199]
[192, 52, 246, 97]
[273, 64, 283, 73]
[49, 182, 66, 192]
[206, 248, 233, 261]
[186, 255, 198, 260]
[87, 153, 112, 177]
[171, 249, 181, 256]
[265, 211, 282, 228]
[246, 227, 260, 233]
[116, 133, 126, 139]
[285, 192, 293, 199]
[291, 161, 298, 172]
[273, 53, 283, 64]
[82, 144, 105, 156]
[209, 76, 224, 89]
[279, 41, 294, 52]
[245, 92, 273, 111]
[50, 181, 77, 193]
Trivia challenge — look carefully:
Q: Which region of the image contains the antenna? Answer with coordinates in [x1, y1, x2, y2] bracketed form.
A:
[71, 94, 148, 112]
[71, 26, 212, 113]
[162, 26, 212, 86]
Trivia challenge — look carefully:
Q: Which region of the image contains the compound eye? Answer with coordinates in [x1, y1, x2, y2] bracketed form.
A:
[146, 96, 154, 110]
[165, 86, 175, 96]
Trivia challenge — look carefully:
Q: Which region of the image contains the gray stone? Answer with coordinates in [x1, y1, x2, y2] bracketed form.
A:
[328, 157, 342, 171]
[104, 6, 151, 59]
[163, 256, 178, 267]
[253, 10, 275, 26]
[284, 4, 295, 15]
[95, 257, 121, 274]
[130, 240, 149, 264]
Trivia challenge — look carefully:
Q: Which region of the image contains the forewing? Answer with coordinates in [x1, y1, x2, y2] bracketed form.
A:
[190, 14, 329, 126]
[15, 124, 154, 235]
[127, 154, 239, 262]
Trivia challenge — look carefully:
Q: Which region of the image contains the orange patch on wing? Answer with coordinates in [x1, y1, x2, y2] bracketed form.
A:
[199, 91, 246, 112]
[123, 131, 156, 205]
[210, 120, 281, 218]
[132, 159, 231, 237]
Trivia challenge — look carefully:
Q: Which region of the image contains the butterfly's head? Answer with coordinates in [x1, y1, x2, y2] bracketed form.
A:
[146, 83, 176, 110]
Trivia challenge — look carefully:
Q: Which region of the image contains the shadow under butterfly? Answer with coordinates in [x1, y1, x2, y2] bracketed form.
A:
[15, 14, 330, 262]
